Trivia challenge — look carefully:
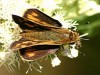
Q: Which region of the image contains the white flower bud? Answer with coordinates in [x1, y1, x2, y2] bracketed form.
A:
[51, 55, 61, 67]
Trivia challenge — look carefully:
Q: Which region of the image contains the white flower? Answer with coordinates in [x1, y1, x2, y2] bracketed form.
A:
[40, 0, 60, 10]
[51, 55, 61, 67]
[70, 44, 79, 58]
[61, 44, 79, 58]
[0, 52, 6, 61]
[70, 48, 78, 58]
[0, 52, 10, 61]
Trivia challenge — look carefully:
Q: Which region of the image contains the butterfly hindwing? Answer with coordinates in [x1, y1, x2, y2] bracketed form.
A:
[19, 45, 59, 60]
[20, 49, 58, 60]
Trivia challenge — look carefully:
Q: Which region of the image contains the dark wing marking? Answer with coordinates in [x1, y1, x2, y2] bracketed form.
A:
[12, 15, 60, 30]
[23, 9, 62, 27]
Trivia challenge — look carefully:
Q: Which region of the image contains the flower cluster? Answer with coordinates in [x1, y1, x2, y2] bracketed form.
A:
[0, 0, 81, 73]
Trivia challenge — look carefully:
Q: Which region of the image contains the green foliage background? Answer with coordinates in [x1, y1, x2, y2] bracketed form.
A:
[0, 0, 100, 75]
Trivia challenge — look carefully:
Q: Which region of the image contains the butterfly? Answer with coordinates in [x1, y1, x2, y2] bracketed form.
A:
[10, 9, 80, 61]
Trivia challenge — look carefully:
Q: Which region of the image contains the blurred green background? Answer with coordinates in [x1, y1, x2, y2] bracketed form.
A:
[0, 0, 100, 75]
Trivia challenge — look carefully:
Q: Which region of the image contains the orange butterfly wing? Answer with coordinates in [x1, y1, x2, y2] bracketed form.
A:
[23, 9, 62, 27]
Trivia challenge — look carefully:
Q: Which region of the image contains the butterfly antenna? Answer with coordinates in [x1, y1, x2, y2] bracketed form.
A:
[80, 33, 88, 38]
[79, 51, 85, 56]
[80, 33, 89, 40]
[80, 38, 89, 40]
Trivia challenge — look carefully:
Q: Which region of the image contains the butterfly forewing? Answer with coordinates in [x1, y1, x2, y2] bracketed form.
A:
[12, 15, 59, 30]
[10, 39, 57, 50]
[24, 9, 62, 27]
